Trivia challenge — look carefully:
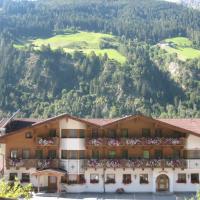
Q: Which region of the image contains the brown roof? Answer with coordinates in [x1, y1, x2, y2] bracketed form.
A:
[158, 118, 200, 135]
[1, 113, 200, 138]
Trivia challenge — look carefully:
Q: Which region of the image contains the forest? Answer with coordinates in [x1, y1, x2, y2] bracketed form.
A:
[0, 0, 200, 118]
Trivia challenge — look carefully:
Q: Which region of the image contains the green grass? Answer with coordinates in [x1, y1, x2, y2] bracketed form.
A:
[160, 37, 200, 61]
[15, 31, 126, 63]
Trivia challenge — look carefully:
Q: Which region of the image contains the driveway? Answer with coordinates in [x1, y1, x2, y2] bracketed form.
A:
[31, 192, 196, 200]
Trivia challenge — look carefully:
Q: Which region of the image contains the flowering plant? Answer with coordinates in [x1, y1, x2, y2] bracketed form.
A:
[9, 158, 24, 167]
[87, 138, 103, 146]
[38, 137, 54, 145]
[107, 139, 122, 146]
[123, 179, 132, 184]
[37, 159, 50, 169]
[106, 159, 121, 168]
[90, 179, 99, 184]
[87, 159, 104, 168]
[105, 179, 115, 184]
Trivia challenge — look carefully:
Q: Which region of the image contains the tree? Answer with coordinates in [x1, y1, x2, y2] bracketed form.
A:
[0, 178, 32, 200]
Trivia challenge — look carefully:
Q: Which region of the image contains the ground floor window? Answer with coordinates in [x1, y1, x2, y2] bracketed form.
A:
[123, 174, 132, 184]
[177, 173, 186, 183]
[67, 174, 86, 184]
[21, 173, 30, 183]
[61, 175, 68, 183]
[9, 173, 17, 181]
[105, 174, 115, 184]
[90, 174, 99, 184]
[140, 174, 149, 184]
[191, 173, 199, 184]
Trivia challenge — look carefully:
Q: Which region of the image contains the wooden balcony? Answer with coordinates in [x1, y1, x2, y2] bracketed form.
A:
[36, 137, 59, 146]
[6, 158, 59, 170]
[86, 137, 185, 147]
[85, 159, 187, 169]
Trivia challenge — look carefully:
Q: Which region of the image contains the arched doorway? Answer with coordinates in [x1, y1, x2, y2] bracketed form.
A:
[156, 174, 169, 192]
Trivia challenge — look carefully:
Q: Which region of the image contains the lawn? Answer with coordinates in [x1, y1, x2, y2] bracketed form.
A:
[15, 31, 126, 63]
[160, 37, 200, 61]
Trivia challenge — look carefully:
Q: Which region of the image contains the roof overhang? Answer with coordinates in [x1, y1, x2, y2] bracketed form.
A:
[32, 169, 67, 176]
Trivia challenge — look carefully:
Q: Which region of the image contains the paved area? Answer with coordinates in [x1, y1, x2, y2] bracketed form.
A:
[31, 192, 196, 200]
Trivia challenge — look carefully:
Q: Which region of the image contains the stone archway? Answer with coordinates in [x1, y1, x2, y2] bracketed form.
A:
[156, 174, 169, 192]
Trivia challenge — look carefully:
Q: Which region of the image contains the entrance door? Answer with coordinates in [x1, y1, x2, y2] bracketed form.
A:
[48, 176, 57, 192]
[156, 174, 169, 192]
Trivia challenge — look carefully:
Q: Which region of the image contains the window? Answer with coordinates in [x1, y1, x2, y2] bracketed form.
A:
[79, 174, 86, 184]
[68, 129, 77, 138]
[142, 128, 151, 137]
[25, 132, 32, 139]
[68, 151, 78, 159]
[173, 131, 182, 138]
[61, 175, 68, 183]
[21, 173, 30, 183]
[92, 129, 98, 138]
[79, 130, 85, 138]
[184, 150, 200, 159]
[90, 174, 99, 184]
[155, 150, 163, 159]
[122, 150, 128, 159]
[92, 150, 100, 159]
[61, 129, 68, 138]
[9, 173, 17, 181]
[10, 150, 18, 159]
[61, 150, 67, 159]
[108, 129, 116, 138]
[155, 129, 162, 137]
[108, 150, 116, 159]
[177, 173, 186, 183]
[191, 173, 199, 184]
[143, 150, 149, 159]
[22, 149, 30, 159]
[48, 150, 56, 159]
[123, 174, 131, 184]
[79, 150, 85, 159]
[49, 129, 57, 137]
[106, 174, 115, 184]
[173, 149, 180, 159]
[140, 174, 148, 184]
[35, 150, 43, 159]
[121, 129, 128, 138]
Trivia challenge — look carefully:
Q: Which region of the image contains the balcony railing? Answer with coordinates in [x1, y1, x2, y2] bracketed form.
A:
[85, 159, 187, 169]
[86, 137, 185, 147]
[36, 137, 59, 146]
[7, 158, 59, 169]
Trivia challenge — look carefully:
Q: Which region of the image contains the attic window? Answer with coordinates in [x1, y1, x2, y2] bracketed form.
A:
[25, 132, 32, 139]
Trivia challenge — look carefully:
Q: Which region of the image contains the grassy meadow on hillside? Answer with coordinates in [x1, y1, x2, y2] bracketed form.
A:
[159, 37, 200, 61]
[14, 31, 126, 63]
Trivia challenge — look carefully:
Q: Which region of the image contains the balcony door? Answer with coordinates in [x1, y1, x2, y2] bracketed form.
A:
[156, 174, 169, 192]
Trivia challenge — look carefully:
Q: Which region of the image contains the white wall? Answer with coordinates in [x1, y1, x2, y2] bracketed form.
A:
[60, 138, 85, 150]
[186, 135, 200, 150]
[4, 168, 48, 187]
[59, 118, 87, 130]
[60, 159, 85, 174]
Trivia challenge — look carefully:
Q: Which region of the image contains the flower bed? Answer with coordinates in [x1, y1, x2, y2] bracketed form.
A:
[87, 159, 104, 168]
[106, 159, 121, 168]
[125, 137, 183, 146]
[107, 139, 122, 146]
[9, 158, 24, 167]
[105, 179, 115, 184]
[87, 138, 103, 146]
[37, 137, 55, 145]
[37, 159, 50, 169]
[90, 179, 99, 184]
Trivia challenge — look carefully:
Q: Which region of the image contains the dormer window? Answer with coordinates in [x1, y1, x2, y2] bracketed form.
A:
[25, 132, 32, 139]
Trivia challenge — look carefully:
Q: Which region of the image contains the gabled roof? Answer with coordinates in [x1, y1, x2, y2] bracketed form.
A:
[1, 113, 200, 138]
